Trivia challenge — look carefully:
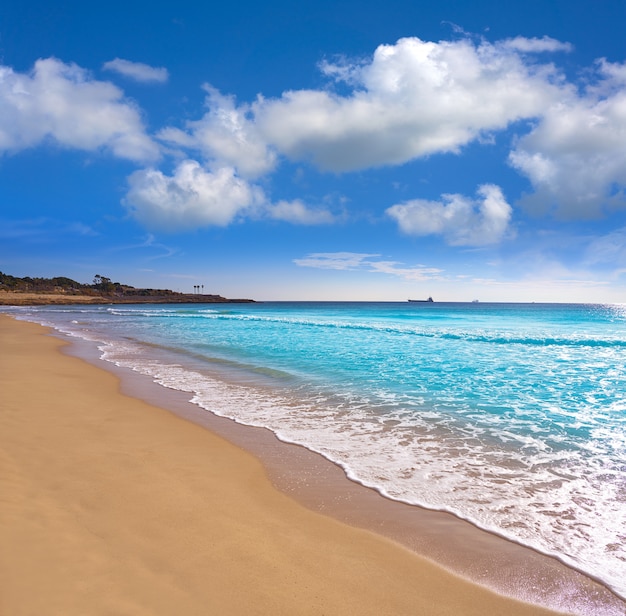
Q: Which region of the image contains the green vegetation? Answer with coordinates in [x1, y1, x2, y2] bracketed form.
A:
[0, 271, 254, 304]
[1, 271, 181, 297]
[0, 271, 86, 293]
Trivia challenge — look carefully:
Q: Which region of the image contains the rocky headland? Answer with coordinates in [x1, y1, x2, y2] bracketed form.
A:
[0, 272, 255, 305]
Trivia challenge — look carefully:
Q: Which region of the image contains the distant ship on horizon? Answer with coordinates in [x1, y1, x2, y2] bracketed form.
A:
[408, 297, 434, 303]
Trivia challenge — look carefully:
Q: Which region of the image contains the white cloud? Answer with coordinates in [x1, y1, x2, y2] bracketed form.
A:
[124, 160, 263, 230]
[103, 58, 169, 83]
[367, 260, 444, 281]
[9, 38, 624, 232]
[252, 36, 565, 171]
[157, 126, 197, 148]
[293, 252, 380, 270]
[386, 184, 512, 246]
[294, 252, 444, 281]
[500, 36, 573, 53]
[593, 59, 626, 88]
[267, 199, 336, 224]
[149, 35, 626, 223]
[158, 85, 276, 178]
[0, 58, 159, 161]
[509, 60, 626, 219]
[124, 160, 335, 230]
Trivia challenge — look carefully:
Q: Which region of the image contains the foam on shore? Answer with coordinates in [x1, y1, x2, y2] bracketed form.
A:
[0, 314, 613, 615]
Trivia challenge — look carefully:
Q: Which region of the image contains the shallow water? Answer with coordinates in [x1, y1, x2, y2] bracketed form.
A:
[7, 301, 626, 602]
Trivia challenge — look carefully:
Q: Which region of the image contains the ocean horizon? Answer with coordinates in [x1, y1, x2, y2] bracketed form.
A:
[5, 300, 626, 609]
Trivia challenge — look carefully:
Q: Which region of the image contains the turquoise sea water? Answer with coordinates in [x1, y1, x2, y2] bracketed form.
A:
[7, 301, 626, 602]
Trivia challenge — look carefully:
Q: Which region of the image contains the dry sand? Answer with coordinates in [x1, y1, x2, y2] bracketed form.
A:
[0, 315, 565, 615]
[0, 291, 105, 305]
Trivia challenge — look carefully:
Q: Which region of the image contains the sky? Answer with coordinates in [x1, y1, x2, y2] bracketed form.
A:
[2, 0, 626, 302]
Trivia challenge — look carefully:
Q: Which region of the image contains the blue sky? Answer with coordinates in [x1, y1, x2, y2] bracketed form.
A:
[2, 0, 626, 301]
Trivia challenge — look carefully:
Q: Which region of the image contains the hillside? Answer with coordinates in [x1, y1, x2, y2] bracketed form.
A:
[0, 272, 254, 305]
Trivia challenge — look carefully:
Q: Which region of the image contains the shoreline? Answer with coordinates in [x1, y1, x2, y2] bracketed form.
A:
[62, 319, 625, 615]
[1, 314, 623, 615]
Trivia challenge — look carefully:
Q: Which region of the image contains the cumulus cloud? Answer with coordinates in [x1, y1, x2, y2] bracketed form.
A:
[9, 36, 625, 232]
[592, 59, 626, 89]
[0, 58, 159, 161]
[252, 36, 566, 171]
[158, 85, 276, 178]
[103, 58, 169, 83]
[124, 159, 335, 230]
[294, 252, 444, 281]
[124, 160, 263, 230]
[509, 60, 626, 218]
[386, 184, 512, 246]
[150, 34, 626, 224]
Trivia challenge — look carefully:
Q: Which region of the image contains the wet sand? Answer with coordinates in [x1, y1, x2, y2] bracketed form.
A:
[0, 315, 608, 615]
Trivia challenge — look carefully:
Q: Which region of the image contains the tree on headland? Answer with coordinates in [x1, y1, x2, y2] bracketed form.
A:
[0, 271, 83, 292]
[0, 271, 254, 303]
[92, 274, 116, 293]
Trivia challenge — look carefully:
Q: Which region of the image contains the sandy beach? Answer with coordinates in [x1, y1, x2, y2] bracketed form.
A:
[0, 315, 568, 615]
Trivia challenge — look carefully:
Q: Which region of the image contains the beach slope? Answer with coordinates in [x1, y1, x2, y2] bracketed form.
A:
[0, 315, 562, 615]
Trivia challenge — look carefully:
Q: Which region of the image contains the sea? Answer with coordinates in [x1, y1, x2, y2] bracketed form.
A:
[5, 301, 626, 609]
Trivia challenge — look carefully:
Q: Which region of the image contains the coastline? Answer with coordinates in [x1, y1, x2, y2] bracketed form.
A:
[0, 314, 620, 615]
[0, 291, 255, 305]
